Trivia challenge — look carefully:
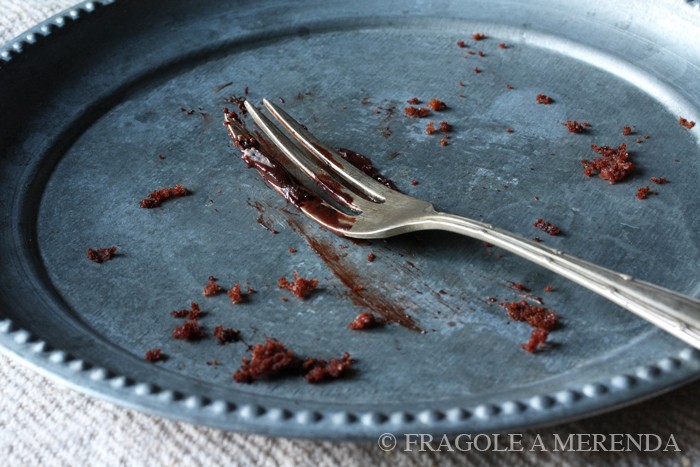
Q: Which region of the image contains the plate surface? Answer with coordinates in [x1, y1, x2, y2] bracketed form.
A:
[1, 0, 700, 438]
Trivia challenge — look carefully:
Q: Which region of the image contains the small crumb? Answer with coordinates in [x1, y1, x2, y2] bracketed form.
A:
[472, 33, 487, 40]
[533, 218, 561, 236]
[477, 51, 485, 57]
[536, 94, 554, 105]
[278, 272, 318, 299]
[679, 117, 695, 129]
[563, 120, 590, 133]
[170, 302, 201, 320]
[533, 237, 542, 243]
[407, 97, 421, 104]
[86, 247, 117, 263]
[544, 285, 554, 292]
[622, 126, 634, 135]
[367, 252, 376, 262]
[214, 325, 241, 344]
[404, 106, 430, 118]
[228, 283, 244, 304]
[203, 276, 224, 296]
[522, 328, 549, 353]
[506, 127, 513, 133]
[474, 67, 481, 74]
[411, 179, 419, 186]
[426, 122, 437, 135]
[581, 144, 633, 183]
[289, 247, 297, 253]
[233, 338, 296, 383]
[506, 83, 513, 90]
[650, 177, 668, 184]
[139, 184, 191, 208]
[145, 349, 166, 362]
[172, 320, 204, 341]
[348, 312, 382, 330]
[636, 186, 654, 200]
[303, 353, 353, 383]
[498, 42, 507, 49]
[456, 40, 467, 48]
[427, 99, 447, 111]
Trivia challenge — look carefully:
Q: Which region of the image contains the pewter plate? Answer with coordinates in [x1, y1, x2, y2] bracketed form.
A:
[1, 0, 699, 438]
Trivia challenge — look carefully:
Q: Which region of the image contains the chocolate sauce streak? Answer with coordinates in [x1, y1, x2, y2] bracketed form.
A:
[224, 109, 354, 231]
[287, 217, 422, 332]
[336, 148, 400, 191]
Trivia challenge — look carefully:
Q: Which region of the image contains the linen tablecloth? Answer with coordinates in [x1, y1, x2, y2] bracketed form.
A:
[1, 2, 698, 465]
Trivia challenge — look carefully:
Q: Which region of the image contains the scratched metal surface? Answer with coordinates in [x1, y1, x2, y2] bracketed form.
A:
[0, 0, 699, 438]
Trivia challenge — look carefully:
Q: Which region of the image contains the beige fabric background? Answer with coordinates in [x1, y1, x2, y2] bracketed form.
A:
[1, 2, 699, 466]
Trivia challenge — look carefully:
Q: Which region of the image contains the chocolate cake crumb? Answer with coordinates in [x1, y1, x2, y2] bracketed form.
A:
[214, 325, 241, 345]
[511, 282, 531, 293]
[139, 184, 191, 208]
[503, 300, 558, 330]
[234, 338, 296, 383]
[348, 312, 381, 330]
[86, 247, 117, 263]
[474, 67, 481, 74]
[172, 320, 204, 341]
[581, 144, 633, 183]
[679, 117, 695, 129]
[544, 285, 554, 293]
[278, 272, 318, 299]
[367, 252, 376, 262]
[407, 97, 421, 104]
[636, 186, 653, 200]
[498, 42, 507, 49]
[456, 40, 467, 48]
[411, 179, 419, 185]
[170, 302, 201, 319]
[203, 276, 224, 296]
[533, 218, 561, 236]
[650, 177, 668, 184]
[427, 99, 447, 111]
[563, 120, 590, 133]
[426, 122, 437, 135]
[506, 127, 513, 133]
[472, 33, 487, 40]
[622, 126, 634, 136]
[288, 247, 297, 253]
[404, 106, 430, 118]
[228, 283, 244, 304]
[303, 353, 353, 383]
[522, 328, 549, 353]
[536, 94, 553, 105]
[145, 348, 166, 362]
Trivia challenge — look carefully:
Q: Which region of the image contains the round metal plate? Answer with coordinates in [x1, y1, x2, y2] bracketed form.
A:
[0, 0, 699, 438]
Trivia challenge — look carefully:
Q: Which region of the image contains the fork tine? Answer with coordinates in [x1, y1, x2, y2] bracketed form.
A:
[243, 100, 359, 211]
[261, 98, 390, 203]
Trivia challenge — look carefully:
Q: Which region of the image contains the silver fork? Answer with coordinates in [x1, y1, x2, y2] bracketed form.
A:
[239, 98, 700, 349]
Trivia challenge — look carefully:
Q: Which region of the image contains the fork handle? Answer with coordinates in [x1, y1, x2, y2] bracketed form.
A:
[423, 212, 700, 349]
